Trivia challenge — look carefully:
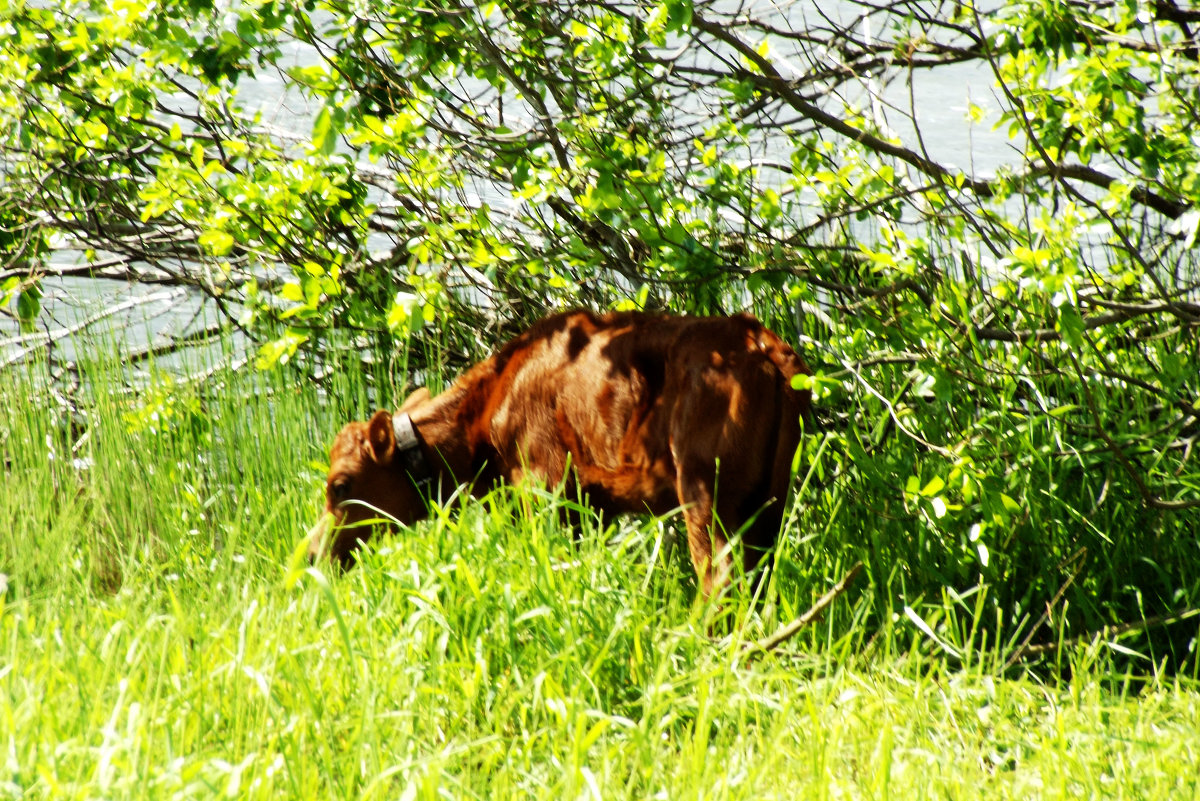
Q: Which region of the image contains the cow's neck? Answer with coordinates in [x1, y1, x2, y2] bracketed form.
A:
[405, 382, 478, 492]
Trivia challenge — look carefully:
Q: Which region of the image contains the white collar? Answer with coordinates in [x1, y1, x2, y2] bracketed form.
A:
[391, 412, 431, 487]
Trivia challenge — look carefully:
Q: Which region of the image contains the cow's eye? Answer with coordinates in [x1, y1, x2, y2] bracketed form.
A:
[330, 479, 350, 502]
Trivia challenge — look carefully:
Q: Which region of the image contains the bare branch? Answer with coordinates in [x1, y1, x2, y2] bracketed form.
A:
[741, 562, 865, 658]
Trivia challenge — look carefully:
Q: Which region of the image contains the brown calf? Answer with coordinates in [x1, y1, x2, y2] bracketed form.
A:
[308, 310, 812, 597]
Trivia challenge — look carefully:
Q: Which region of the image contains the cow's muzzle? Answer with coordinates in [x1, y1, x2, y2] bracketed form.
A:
[305, 511, 335, 564]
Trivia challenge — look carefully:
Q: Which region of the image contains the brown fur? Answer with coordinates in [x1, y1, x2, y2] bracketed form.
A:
[310, 309, 812, 597]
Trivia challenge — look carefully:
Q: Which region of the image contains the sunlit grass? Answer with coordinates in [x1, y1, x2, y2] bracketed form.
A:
[2, 347, 1199, 799]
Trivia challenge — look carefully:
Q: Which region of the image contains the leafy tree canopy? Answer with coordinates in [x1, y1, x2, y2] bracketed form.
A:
[2, 0, 1198, 664]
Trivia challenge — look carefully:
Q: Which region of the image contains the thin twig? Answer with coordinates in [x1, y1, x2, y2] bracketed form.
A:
[1003, 547, 1088, 671]
[1007, 606, 1200, 663]
[741, 561, 864, 657]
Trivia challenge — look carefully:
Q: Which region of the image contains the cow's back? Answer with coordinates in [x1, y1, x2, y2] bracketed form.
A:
[463, 310, 810, 519]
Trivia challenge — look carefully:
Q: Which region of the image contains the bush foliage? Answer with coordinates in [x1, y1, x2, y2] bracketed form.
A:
[2, 0, 1199, 666]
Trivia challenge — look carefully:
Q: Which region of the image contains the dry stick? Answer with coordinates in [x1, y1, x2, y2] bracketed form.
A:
[1007, 606, 1200, 663]
[1002, 546, 1088, 672]
[742, 561, 864, 658]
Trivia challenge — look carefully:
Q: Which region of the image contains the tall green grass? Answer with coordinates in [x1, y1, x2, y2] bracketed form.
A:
[2, 344, 1199, 799]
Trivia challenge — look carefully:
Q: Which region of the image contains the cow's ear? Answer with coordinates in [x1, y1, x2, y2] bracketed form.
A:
[398, 387, 431, 414]
[366, 410, 396, 464]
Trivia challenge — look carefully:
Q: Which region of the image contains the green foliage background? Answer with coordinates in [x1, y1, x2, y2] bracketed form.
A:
[2, 0, 1199, 666]
[5, 363, 1198, 798]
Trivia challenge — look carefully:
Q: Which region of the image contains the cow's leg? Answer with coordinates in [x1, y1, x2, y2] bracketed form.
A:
[738, 500, 784, 588]
[744, 359, 805, 589]
[666, 363, 743, 598]
[674, 454, 740, 598]
[669, 356, 794, 598]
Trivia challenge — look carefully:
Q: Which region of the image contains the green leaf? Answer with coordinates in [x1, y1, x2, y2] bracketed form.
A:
[1056, 304, 1085, 351]
[666, 0, 693, 32]
[255, 330, 309, 369]
[921, 476, 946, 497]
[0, 276, 19, 307]
[199, 229, 235, 255]
[16, 282, 42, 333]
[280, 282, 305, 303]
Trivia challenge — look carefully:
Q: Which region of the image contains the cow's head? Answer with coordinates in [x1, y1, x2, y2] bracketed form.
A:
[308, 401, 432, 567]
